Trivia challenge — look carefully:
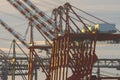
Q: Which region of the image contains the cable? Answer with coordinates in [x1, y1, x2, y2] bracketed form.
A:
[23, 23, 30, 40]
[16, 42, 28, 58]
[69, 11, 96, 25]
[71, 5, 109, 24]
[0, 38, 12, 41]
[0, 10, 25, 20]
[69, 15, 90, 26]
[0, 49, 8, 57]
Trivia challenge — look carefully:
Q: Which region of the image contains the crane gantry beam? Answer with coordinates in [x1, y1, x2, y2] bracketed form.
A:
[0, 19, 49, 80]
[0, 19, 29, 48]
[1, 1, 120, 80]
[7, 0, 56, 40]
[22, 0, 56, 29]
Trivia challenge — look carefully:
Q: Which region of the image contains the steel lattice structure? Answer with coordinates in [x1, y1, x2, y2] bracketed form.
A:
[0, 0, 120, 80]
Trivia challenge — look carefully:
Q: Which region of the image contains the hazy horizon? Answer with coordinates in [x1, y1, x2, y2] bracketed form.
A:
[0, 0, 120, 80]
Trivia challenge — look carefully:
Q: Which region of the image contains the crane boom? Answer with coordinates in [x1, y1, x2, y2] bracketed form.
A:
[22, 0, 56, 29]
[7, 0, 56, 40]
[1, 1, 120, 80]
[0, 19, 49, 77]
[0, 19, 29, 48]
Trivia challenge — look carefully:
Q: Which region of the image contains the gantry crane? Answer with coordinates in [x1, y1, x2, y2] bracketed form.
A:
[0, 0, 120, 80]
[49, 3, 120, 80]
[0, 49, 9, 80]
[0, 19, 49, 80]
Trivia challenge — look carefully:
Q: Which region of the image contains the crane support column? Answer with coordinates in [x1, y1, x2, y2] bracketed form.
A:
[28, 22, 34, 80]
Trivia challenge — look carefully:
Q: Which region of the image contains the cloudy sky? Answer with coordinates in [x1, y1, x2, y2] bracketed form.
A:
[0, 0, 120, 55]
[0, 0, 120, 29]
[0, 0, 120, 79]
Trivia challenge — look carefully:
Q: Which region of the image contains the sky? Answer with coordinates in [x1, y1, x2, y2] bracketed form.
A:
[0, 0, 119, 52]
[0, 0, 120, 79]
[0, 0, 120, 57]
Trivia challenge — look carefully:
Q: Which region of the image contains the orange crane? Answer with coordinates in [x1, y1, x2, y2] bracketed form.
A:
[1, 1, 120, 80]
[0, 19, 49, 80]
[7, 0, 58, 41]
[49, 3, 120, 80]
[6, 0, 59, 80]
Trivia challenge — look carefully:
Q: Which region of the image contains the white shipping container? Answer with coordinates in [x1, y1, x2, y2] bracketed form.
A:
[95, 24, 117, 33]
